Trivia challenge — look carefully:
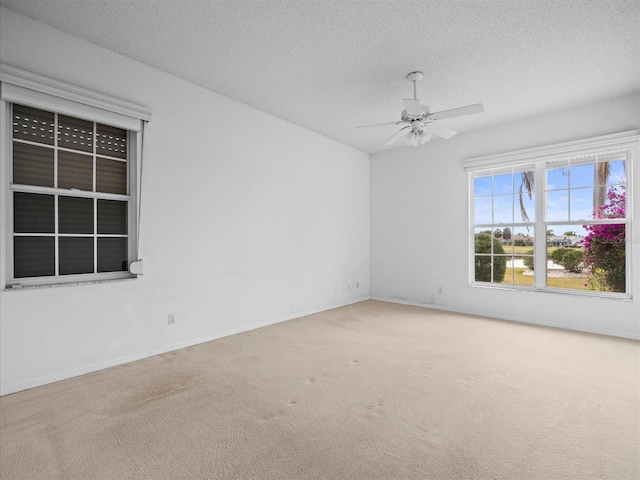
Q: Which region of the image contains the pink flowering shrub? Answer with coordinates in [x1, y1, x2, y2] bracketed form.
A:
[582, 187, 626, 292]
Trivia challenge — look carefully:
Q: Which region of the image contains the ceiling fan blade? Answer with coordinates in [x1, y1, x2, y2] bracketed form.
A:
[356, 120, 405, 129]
[423, 122, 458, 139]
[384, 126, 411, 146]
[402, 99, 423, 116]
[430, 103, 484, 121]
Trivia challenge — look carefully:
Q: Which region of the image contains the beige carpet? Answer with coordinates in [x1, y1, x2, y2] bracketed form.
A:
[1, 300, 639, 480]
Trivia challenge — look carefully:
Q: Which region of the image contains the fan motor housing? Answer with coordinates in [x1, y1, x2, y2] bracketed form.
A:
[401, 105, 431, 124]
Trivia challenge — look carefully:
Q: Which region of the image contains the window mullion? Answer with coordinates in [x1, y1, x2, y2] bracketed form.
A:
[3, 101, 11, 290]
[493, 173, 502, 283]
[625, 149, 633, 296]
[54, 193, 59, 277]
[54, 112, 59, 277]
[93, 121, 98, 274]
[534, 162, 546, 288]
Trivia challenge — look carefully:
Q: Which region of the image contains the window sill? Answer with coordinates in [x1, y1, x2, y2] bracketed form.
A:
[4, 275, 138, 292]
[468, 282, 632, 301]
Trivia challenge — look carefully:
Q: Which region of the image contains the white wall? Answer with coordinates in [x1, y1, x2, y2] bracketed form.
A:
[0, 9, 370, 395]
[371, 93, 640, 339]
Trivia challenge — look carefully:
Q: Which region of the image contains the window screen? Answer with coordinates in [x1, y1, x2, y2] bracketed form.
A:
[11, 104, 131, 280]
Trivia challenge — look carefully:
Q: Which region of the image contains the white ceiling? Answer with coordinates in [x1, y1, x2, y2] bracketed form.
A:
[1, 0, 639, 154]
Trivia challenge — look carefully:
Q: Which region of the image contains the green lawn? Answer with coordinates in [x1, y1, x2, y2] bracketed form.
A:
[547, 275, 589, 290]
[502, 267, 533, 286]
[507, 245, 575, 257]
[501, 267, 588, 290]
[509, 245, 535, 255]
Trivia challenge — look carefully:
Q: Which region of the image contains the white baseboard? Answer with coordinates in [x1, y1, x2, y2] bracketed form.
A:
[369, 296, 640, 340]
[5, 294, 633, 396]
[0, 296, 370, 396]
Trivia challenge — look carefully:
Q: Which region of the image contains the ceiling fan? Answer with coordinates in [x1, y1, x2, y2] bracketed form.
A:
[357, 71, 484, 147]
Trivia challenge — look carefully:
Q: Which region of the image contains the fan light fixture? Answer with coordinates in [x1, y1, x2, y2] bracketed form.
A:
[356, 71, 484, 148]
[405, 130, 431, 147]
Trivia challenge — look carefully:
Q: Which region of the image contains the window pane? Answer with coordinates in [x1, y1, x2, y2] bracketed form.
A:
[545, 224, 588, 291]
[493, 195, 513, 224]
[474, 228, 493, 254]
[59, 237, 94, 275]
[13, 142, 54, 187]
[59, 196, 94, 234]
[58, 150, 93, 191]
[570, 163, 594, 188]
[14, 236, 55, 278]
[502, 259, 515, 285]
[582, 223, 626, 292]
[513, 227, 534, 248]
[474, 255, 507, 283]
[604, 158, 626, 185]
[516, 170, 535, 190]
[502, 226, 519, 285]
[593, 158, 626, 213]
[14, 192, 55, 233]
[593, 185, 626, 220]
[96, 158, 127, 194]
[96, 124, 127, 159]
[58, 115, 93, 153]
[546, 190, 568, 221]
[513, 226, 535, 286]
[517, 190, 535, 222]
[474, 197, 492, 224]
[514, 268, 533, 286]
[474, 176, 492, 196]
[98, 237, 127, 272]
[593, 185, 608, 217]
[474, 230, 506, 283]
[493, 172, 513, 194]
[497, 227, 513, 254]
[492, 256, 508, 283]
[547, 165, 569, 190]
[474, 255, 492, 283]
[97, 200, 127, 234]
[569, 188, 594, 220]
[513, 226, 535, 284]
[12, 104, 54, 146]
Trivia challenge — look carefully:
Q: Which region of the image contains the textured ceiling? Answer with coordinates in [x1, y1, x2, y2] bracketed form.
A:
[1, 0, 639, 154]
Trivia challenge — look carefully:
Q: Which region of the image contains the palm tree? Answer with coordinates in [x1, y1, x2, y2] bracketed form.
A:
[594, 162, 609, 217]
[546, 229, 554, 245]
[518, 171, 534, 222]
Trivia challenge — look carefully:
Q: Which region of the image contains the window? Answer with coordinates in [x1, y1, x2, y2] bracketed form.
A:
[466, 132, 637, 298]
[472, 164, 535, 287]
[1, 64, 151, 288]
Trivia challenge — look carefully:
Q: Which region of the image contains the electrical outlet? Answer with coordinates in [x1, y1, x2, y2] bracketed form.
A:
[356, 281, 360, 288]
[168, 313, 176, 325]
[437, 286, 443, 294]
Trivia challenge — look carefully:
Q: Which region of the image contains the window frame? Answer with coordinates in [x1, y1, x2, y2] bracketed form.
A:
[0, 64, 151, 289]
[465, 131, 638, 299]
